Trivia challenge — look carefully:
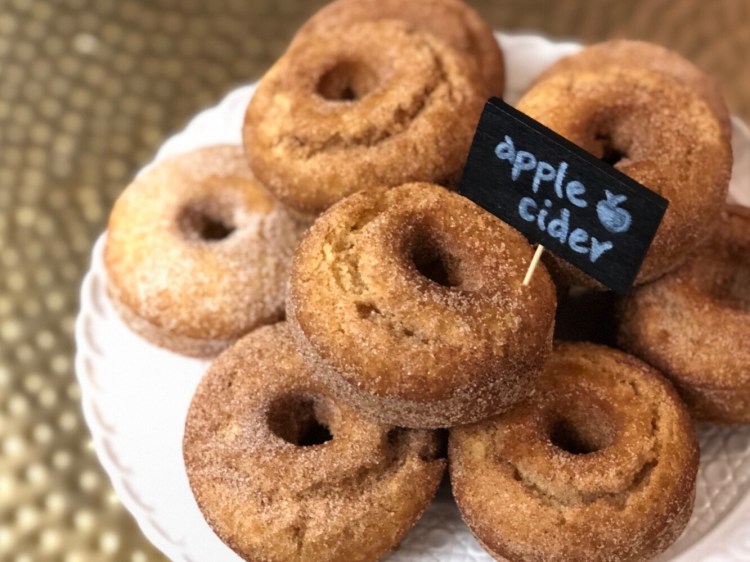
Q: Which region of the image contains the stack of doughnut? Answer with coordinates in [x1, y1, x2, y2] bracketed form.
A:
[101, 0, 748, 560]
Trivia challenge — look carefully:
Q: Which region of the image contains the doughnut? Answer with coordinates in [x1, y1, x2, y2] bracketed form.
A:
[104, 146, 307, 357]
[288, 182, 557, 428]
[516, 49, 732, 287]
[244, 20, 486, 215]
[618, 205, 750, 423]
[293, 0, 504, 97]
[449, 342, 699, 562]
[183, 323, 445, 562]
[535, 40, 731, 139]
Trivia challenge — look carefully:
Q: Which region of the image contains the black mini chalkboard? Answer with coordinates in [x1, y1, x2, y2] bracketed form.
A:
[459, 98, 668, 294]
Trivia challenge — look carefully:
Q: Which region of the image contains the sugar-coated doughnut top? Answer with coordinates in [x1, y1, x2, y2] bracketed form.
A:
[244, 19, 486, 214]
[183, 323, 445, 562]
[289, 182, 556, 427]
[520, 43, 732, 286]
[618, 205, 750, 423]
[294, 0, 505, 96]
[104, 146, 306, 355]
[450, 342, 699, 562]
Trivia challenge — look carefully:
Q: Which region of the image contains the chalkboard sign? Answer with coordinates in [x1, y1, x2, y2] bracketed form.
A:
[459, 98, 668, 294]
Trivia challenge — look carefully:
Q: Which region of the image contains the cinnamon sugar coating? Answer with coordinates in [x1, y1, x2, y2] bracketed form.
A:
[618, 205, 750, 423]
[288, 183, 557, 428]
[517, 48, 732, 288]
[293, 0, 504, 97]
[183, 323, 445, 562]
[535, 40, 731, 139]
[104, 146, 307, 357]
[244, 20, 486, 215]
[449, 342, 699, 562]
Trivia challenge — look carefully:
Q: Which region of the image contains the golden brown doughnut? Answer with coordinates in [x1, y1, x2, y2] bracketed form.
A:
[244, 20, 486, 215]
[294, 0, 505, 97]
[104, 146, 307, 357]
[449, 342, 699, 562]
[517, 49, 732, 287]
[183, 323, 445, 562]
[618, 205, 750, 423]
[535, 40, 732, 139]
[288, 182, 557, 428]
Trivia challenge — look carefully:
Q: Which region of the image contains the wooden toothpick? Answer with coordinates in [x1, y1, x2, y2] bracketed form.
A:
[523, 244, 545, 286]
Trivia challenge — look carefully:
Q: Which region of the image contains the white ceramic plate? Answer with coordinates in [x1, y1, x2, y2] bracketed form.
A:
[75, 33, 750, 562]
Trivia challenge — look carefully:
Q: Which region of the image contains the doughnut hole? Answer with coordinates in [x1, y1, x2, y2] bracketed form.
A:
[594, 130, 627, 167]
[546, 401, 617, 455]
[317, 60, 379, 102]
[267, 394, 333, 447]
[178, 200, 237, 242]
[407, 225, 465, 289]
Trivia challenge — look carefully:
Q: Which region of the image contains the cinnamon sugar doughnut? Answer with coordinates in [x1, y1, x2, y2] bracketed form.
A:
[183, 323, 445, 562]
[294, 0, 504, 97]
[449, 342, 699, 562]
[618, 205, 750, 423]
[104, 146, 307, 357]
[517, 53, 732, 287]
[244, 20, 486, 215]
[535, 40, 731, 139]
[288, 183, 556, 428]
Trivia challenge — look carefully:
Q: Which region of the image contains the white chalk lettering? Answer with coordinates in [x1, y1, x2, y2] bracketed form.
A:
[497, 132, 630, 264]
[547, 208, 570, 243]
[590, 238, 614, 262]
[512, 151, 537, 181]
[554, 161, 568, 199]
[519, 197, 536, 221]
[569, 228, 589, 254]
[495, 138, 589, 208]
[532, 161, 556, 193]
[495, 135, 516, 162]
[517, 200, 614, 263]
[566, 181, 587, 208]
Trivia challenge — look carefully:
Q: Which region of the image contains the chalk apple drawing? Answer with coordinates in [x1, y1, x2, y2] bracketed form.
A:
[597, 190, 632, 234]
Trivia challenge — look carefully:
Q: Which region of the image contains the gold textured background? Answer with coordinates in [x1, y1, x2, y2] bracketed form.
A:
[0, 1, 747, 560]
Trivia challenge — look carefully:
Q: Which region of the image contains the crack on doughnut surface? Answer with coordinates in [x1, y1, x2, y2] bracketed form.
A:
[289, 428, 429, 504]
[496, 376, 663, 510]
[500, 452, 658, 511]
[355, 299, 438, 345]
[286, 37, 453, 159]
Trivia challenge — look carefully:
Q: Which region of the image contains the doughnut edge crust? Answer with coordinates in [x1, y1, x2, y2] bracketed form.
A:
[534, 39, 731, 140]
[244, 19, 486, 214]
[449, 342, 699, 562]
[617, 205, 750, 423]
[104, 145, 306, 357]
[518, 47, 732, 288]
[287, 182, 557, 428]
[293, 0, 505, 97]
[183, 323, 446, 562]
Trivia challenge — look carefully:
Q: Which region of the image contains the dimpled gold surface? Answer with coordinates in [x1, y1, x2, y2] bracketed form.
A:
[0, 1, 747, 560]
